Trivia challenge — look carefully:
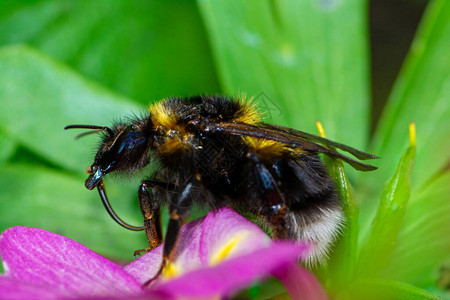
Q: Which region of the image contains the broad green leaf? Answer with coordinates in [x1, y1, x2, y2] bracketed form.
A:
[0, 45, 142, 173]
[0, 164, 147, 262]
[0, 1, 62, 43]
[0, 0, 220, 103]
[0, 132, 16, 163]
[379, 170, 450, 287]
[198, 0, 370, 149]
[357, 135, 415, 277]
[372, 0, 450, 189]
[350, 279, 440, 300]
[0, 46, 158, 261]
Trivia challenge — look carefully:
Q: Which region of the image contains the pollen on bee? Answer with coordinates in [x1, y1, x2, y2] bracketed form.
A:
[161, 260, 179, 278]
[86, 166, 93, 174]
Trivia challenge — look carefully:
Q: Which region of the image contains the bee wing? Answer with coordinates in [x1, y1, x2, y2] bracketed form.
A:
[259, 123, 378, 160]
[202, 122, 378, 172]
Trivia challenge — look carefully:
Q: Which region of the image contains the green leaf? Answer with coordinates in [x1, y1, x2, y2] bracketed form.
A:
[0, 46, 159, 262]
[324, 157, 359, 289]
[312, 123, 360, 289]
[379, 170, 450, 287]
[0, 131, 16, 163]
[0, 0, 220, 103]
[0, 45, 142, 173]
[372, 0, 450, 189]
[0, 164, 146, 262]
[357, 138, 415, 277]
[350, 279, 441, 300]
[198, 0, 371, 148]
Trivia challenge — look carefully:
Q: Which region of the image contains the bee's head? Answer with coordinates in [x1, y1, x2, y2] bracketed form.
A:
[65, 121, 152, 190]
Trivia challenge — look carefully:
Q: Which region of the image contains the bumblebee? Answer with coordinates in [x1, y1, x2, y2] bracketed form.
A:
[65, 95, 377, 275]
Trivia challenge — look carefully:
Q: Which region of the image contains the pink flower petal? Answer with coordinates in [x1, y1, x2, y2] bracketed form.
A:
[273, 263, 329, 300]
[154, 242, 308, 299]
[0, 226, 141, 297]
[0, 209, 325, 300]
[0, 275, 65, 299]
[68, 290, 172, 300]
[124, 218, 203, 284]
[199, 208, 271, 265]
[124, 244, 163, 285]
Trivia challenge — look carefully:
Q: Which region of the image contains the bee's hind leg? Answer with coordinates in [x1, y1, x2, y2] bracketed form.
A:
[247, 152, 288, 240]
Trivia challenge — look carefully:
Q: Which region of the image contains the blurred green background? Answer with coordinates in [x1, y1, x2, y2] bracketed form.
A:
[0, 0, 449, 298]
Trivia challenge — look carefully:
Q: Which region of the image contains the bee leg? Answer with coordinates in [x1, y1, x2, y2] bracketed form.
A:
[143, 181, 195, 286]
[134, 180, 175, 257]
[247, 152, 288, 240]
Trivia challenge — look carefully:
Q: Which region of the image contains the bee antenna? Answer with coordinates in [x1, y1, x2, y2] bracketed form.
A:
[64, 125, 114, 137]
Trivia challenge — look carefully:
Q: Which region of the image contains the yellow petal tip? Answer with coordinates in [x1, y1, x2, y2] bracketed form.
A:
[316, 121, 326, 138]
[409, 121, 416, 146]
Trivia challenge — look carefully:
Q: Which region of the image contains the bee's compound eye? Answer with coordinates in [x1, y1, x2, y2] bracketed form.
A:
[116, 132, 146, 157]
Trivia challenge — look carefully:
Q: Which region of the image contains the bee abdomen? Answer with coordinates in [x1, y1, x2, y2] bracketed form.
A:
[286, 206, 344, 265]
[271, 154, 344, 265]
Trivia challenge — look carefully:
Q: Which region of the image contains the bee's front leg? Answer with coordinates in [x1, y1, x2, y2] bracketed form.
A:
[143, 180, 196, 286]
[134, 180, 175, 257]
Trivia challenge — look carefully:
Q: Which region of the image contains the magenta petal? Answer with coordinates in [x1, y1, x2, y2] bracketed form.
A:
[124, 218, 203, 284]
[199, 208, 271, 265]
[124, 245, 163, 285]
[154, 242, 308, 298]
[0, 275, 65, 299]
[273, 263, 328, 300]
[0, 226, 141, 297]
[66, 289, 172, 300]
